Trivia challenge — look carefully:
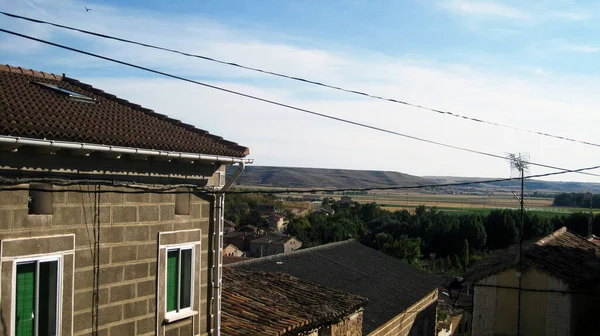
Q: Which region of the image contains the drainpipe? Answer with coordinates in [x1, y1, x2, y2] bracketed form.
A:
[212, 162, 245, 336]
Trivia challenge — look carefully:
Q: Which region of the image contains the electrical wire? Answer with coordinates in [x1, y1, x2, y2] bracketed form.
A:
[2, 163, 600, 194]
[2, 11, 600, 150]
[1, 27, 599, 178]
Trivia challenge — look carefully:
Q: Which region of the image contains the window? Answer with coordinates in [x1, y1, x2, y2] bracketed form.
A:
[166, 247, 193, 315]
[32, 82, 95, 103]
[15, 258, 60, 336]
[174, 188, 190, 215]
[28, 183, 53, 215]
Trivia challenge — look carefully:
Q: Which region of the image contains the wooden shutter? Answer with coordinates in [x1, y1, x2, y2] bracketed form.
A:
[166, 251, 178, 312]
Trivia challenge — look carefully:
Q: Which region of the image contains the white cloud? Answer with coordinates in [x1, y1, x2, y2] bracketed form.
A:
[559, 44, 599, 53]
[2, 0, 600, 182]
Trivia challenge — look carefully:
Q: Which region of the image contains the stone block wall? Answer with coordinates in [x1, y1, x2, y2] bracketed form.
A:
[331, 310, 363, 336]
[368, 289, 438, 336]
[0, 184, 214, 336]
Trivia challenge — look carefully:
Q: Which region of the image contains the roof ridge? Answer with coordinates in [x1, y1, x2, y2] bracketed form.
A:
[226, 239, 355, 267]
[0, 64, 62, 80]
[62, 76, 250, 156]
[535, 226, 567, 246]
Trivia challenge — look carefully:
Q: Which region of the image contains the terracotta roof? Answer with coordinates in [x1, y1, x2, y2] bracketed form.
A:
[229, 240, 442, 334]
[221, 268, 367, 336]
[466, 227, 600, 286]
[0, 65, 249, 157]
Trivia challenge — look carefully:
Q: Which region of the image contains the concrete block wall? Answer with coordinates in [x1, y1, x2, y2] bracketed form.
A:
[368, 289, 438, 336]
[0, 184, 213, 336]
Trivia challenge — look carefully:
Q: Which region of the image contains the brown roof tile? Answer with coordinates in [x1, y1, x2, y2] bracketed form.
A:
[0, 65, 249, 157]
[222, 268, 367, 336]
[466, 227, 600, 285]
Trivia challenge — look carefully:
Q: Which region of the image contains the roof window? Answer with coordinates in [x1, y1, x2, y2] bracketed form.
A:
[32, 81, 96, 103]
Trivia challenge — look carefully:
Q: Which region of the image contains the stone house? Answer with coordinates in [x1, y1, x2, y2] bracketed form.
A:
[248, 233, 302, 257]
[223, 244, 244, 257]
[221, 268, 367, 336]
[222, 231, 258, 253]
[466, 227, 600, 336]
[223, 220, 236, 234]
[0, 65, 251, 336]
[231, 240, 441, 335]
[267, 213, 287, 233]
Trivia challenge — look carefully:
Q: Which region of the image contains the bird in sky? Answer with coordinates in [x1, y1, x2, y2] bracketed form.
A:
[85, 7, 91, 12]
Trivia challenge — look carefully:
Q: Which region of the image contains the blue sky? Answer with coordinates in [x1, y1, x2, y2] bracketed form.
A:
[2, 0, 600, 182]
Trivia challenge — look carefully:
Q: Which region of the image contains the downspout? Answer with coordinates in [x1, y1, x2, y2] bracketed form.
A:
[212, 162, 245, 336]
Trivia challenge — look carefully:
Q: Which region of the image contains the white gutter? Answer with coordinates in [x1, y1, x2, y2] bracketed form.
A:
[0, 135, 253, 164]
[212, 162, 245, 336]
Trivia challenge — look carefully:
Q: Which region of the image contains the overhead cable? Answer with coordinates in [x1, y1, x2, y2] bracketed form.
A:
[1, 27, 599, 178]
[2, 163, 600, 194]
[2, 11, 599, 149]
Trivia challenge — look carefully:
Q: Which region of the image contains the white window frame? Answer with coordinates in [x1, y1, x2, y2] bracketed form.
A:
[164, 244, 194, 319]
[12, 254, 63, 336]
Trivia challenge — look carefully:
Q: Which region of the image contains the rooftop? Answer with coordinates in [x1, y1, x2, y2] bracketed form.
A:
[229, 240, 442, 334]
[0, 65, 249, 157]
[221, 268, 367, 336]
[466, 227, 600, 286]
[251, 233, 298, 245]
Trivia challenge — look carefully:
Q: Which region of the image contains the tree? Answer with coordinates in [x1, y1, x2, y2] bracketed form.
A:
[382, 235, 422, 267]
[462, 239, 470, 271]
[452, 254, 462, 271]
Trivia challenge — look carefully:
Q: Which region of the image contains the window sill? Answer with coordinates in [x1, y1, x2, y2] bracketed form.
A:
[164, 310, 197, 323]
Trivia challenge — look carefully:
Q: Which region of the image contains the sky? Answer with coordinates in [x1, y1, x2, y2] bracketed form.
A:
[1, 0, 600, 182]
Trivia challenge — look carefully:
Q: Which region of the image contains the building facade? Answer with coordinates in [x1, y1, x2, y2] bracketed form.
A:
[467, 227, 600, 336]
[0, 65, 251, 336]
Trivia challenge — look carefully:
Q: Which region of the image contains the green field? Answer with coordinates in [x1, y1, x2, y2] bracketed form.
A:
[285, 191, 595, 218]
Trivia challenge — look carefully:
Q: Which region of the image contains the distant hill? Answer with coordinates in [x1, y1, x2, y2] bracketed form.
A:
[226, 166, 600, 193]
[226, 166, 432, 189]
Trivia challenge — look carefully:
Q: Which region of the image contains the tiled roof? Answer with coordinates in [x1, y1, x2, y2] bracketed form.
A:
[229, 240, 442, 334]
[466, 227, 600, 286]
[222, 268, 367, 336]
[0, 65, 249, 157]
[251, 233, 298, 245]
[223, 256, 253, 265]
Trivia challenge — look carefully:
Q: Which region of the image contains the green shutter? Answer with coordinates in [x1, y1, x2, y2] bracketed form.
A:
[16, 263, 35, 336]
[166, 251, 178, 312]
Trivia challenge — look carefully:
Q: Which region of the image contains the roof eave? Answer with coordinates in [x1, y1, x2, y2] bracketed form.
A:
[0, 135, 253, 164]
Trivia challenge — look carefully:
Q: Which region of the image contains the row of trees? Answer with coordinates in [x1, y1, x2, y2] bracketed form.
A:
[225, 192, 597, 275]
[553, 192, 599, 208]
[287, 200, 596, 274]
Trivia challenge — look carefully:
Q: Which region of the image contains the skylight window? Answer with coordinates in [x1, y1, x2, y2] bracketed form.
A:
[32, 81, 96, 103]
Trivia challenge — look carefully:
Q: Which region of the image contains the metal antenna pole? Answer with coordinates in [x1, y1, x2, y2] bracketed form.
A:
[508, 153, 528, 336]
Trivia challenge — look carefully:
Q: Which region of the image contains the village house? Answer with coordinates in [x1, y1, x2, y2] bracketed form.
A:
[248, 232, 302, 257]
[231, 240, 442, 335]
[223, 244, 244, 257]
[223, 219, 236, 234]
[222, 230, 259, 253]
[466, 227, 600, 336]
[221, 268, 368, 336]
[268, 213, 288, 233]
[0, 65, 251, 336]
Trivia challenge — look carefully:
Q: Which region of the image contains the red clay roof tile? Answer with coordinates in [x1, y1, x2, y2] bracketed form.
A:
[0, 65, 249, 157]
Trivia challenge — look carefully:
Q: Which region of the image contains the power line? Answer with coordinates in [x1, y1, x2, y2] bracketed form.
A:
[2, 11, 599, 150]
[1, 28, 599, 179]
[2, 163, 600, 194]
